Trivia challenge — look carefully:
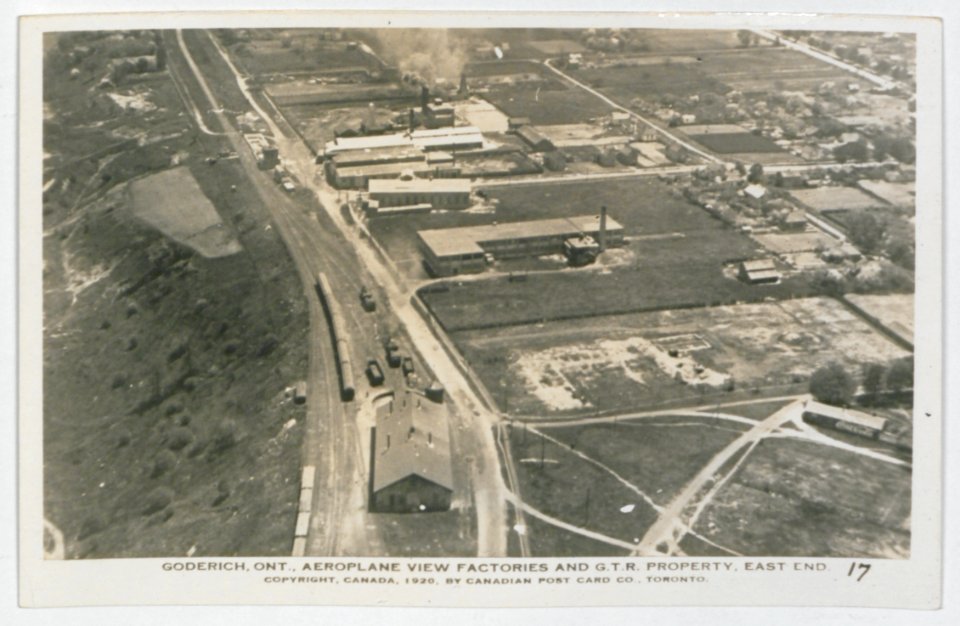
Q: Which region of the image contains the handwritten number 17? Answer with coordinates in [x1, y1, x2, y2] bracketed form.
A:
[848, 562, 871, 582]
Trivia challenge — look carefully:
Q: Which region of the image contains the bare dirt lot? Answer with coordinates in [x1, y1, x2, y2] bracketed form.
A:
[845, 293, 914, 344]
[454, 298, 910, 415]
[789, 186, 884, 211]
[693, 438, 911, 557]
[127, 167, 243, 258]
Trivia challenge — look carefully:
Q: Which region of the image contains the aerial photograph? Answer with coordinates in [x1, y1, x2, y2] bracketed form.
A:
[41, 26, 916, 560]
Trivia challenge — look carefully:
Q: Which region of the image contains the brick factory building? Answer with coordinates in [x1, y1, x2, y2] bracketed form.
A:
[368, 177, 472, 209]
[417, 212, 625, 277]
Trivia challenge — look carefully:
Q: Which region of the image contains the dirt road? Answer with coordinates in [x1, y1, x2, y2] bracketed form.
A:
[633, 397, 807, 555]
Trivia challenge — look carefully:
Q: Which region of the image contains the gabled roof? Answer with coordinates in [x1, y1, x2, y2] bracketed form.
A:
[373, 391, 453, 493]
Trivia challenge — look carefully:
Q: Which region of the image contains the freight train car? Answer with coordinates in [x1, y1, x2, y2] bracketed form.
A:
[316, 272, 356, 401]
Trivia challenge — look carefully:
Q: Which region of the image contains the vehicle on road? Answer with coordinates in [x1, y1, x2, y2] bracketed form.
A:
[366, 359, 385, 386]
[401, 357, 415, 377]
[360, 286, 376, 312]
[385, 338, 401, 368]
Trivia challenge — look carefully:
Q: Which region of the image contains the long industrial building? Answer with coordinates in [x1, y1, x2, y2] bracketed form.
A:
[368, 178, 472, 209]
[417, 212, 625, 276]
[323, 126, 485, 158]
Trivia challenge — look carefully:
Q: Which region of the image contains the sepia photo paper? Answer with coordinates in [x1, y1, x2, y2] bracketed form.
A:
[18, 9, 944, 608]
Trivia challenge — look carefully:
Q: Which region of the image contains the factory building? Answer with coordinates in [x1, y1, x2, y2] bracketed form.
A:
[417, 211, 625, 277]
[370, 390, 453, 513]
[368, 177, 472, 209]
[323, 126, 484, 162]
[422, 98, 456, 129]
[515, 125, 556, 152]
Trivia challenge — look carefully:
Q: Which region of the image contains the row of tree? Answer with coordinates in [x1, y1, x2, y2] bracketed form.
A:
[809, 357, 913, 406]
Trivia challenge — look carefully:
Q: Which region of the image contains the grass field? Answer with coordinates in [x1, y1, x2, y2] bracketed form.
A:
[421, 262, 818, 333]
[509, 429, 660, 546]
[483, 82, 616, 125]
[370, 177, 759, 280]
[693, 438, 911, 557]
[453, 298, 910, 415]
[43, 40, 311, 557]
[688, 132, 783, 154]
[544, 417, 748, 506]
[229, 37, 378, 76]
[523, 515, 630, 557]
[128, 167, 242, 258]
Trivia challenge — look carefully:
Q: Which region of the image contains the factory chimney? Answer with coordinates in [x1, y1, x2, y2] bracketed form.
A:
[408, 108, 415, 133]
[420, 85, 430, 111]
[458, 72, 468, 96]
[599, 205, 608, 252]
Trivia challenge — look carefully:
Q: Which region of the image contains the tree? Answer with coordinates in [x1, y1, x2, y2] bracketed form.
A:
[886, 357, 914, 393]
[809, 362, 856, 405]
[747, 163, 765, 184]
[845, 211, 886, 254]
[861, 363, 887, 400]
[833, 139, 869, 163]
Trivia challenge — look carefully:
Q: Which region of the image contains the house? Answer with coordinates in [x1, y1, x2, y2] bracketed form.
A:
[370, 391, 453, 513]
[739, 258, 781, 284]
[782, 209, 808, 231]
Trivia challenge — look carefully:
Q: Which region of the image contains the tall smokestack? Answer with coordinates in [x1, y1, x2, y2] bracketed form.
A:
[420, 85, 430, 111]
[599, 206, 607, 252]
[408, 108, 415, 133]
[459, 72, 467, 96]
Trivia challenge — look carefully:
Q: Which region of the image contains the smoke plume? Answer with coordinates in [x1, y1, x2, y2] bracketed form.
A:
[371, 29, 467, 86]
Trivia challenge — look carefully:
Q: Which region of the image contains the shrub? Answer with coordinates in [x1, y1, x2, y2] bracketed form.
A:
[167, 427, 194, 452]
[150, 449, 177, 478]
[809, 362, 856, 405]
[209, 418, 239, 455]
[165, 402, 184, 416]
[142, 487, 174, 515]
[115, 427, 132, 448]
[78, 514, 106, 540]
[186, 439, 208, 459]
[111, 374, 127, 390]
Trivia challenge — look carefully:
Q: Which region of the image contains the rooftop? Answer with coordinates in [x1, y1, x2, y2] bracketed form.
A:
[369, 178, 472, 195]
[330, 145, 425, 167]
[373, 391, 453, 493]
[418, 214, 624, 258]
[803, 400, 888, 431]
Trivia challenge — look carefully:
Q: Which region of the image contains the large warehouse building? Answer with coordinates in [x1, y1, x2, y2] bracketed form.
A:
[370, 391, 453, 513]
[368, 178, 472, 209]
[417, 212, 625, 276]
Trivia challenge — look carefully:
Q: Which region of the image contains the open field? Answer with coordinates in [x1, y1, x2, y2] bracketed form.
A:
[522, 515, 629, 557]
[687, 132, 783, 154]
[845, 293, 914, 345]
[280, 102, 401, 149]
[545, 417, 749, 506]
[693, 438, 911, 557]
[568, 46, 868, 118]
[857, 180, 915, 209]
[127, 167, 243, 258]
[789, 186, 884, 211]
[753, 230, 839, 254]
[44, 154, 309, 558]
[483, 82, 616, 125]
[453, 298, 910, 415]
[508, 430, 660, 547]
[226, 33, 379, 76]
[371, 177, 760, 280]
